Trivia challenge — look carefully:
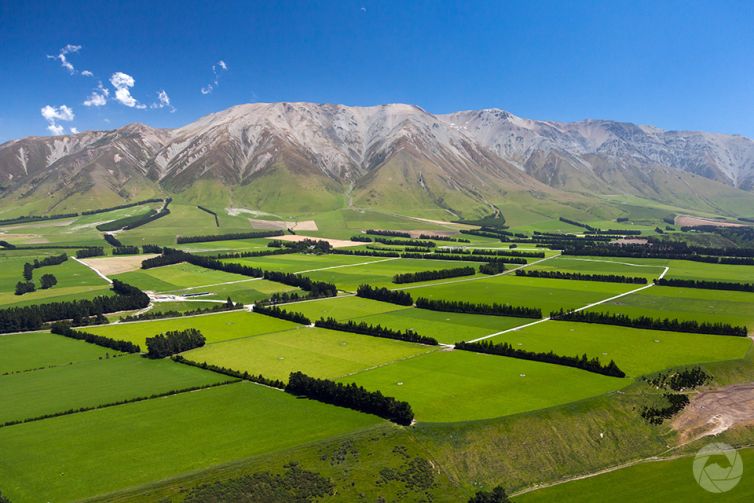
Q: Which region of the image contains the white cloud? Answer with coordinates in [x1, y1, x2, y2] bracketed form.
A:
[81, 70, 94, 77]
[41, 105, 75, 136]
[109, 72, 142, 108]
[47, 44, 82, 74]
[83, 81, 109, 107]
[70, 127, 79, 134]
[201, 60, 228, 95]
[150, 89, 175, 112]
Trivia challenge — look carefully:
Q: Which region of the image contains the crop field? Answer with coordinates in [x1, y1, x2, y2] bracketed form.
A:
[0, 332, 117, 374]
[341, 350, 625, 422]
[592, 285, 754, 329]
[0, 355, 229, 424]
[515, 448, 754, 502]
[87, 310, 298, 346]
[183, 325, 437, 381]
[487, 321, 751, 377]
[0, 382, 380, 502]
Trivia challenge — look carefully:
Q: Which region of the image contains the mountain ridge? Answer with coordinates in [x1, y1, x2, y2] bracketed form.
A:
[1, 102, 753, 217]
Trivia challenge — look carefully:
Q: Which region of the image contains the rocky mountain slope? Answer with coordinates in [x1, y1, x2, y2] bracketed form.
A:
[1, 102, 752, 216]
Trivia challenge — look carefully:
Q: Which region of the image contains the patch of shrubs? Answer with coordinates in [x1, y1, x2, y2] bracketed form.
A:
[145, 328, 206, 358]
[640, 393, 690, 425]
[479, 261, 506, 275]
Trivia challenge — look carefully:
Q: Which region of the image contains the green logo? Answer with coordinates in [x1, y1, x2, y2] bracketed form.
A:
[693, 443, 743, 493]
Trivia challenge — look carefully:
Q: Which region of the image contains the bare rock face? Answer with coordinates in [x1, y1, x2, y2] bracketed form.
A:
[1, 102, 752, 213]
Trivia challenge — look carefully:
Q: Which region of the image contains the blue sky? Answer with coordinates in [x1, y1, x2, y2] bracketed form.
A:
[1, 0, 753, 142]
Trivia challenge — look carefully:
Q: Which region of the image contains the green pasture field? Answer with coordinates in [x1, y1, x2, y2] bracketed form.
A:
[593, 285, 754, 331]
[529, 256, 665, 279]
[487, 320, 751, 377]
[343, 350, 624, 422]
[0, 355, 229, 424]
[182, 325, 438, 382]
[290, 296, 531, 344]
[224, 252, 399, 274]
[0, 332, 117, 374]
[515, 448, 754, 502]
[87, 310, 298, 347]
[0, 251, 111, 307]
[0, 381, 380, 503]
[402, 273, 639, 314]
[174, 238, 272, 254]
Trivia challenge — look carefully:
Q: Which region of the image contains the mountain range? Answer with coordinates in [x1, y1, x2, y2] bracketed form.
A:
[1, 102, 753, 218]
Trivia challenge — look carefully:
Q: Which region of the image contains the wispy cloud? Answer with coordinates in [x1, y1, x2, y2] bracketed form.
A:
[110, 72, 145, 108]
[41, 105, 75, 135]
[81, 70, 94, 77]
[201, 60, 228, 95]
[83, 81, 109, 107]
[70, 127, 79, 134]
[150, 89, 175, 112]
[47, 44, 82, 74]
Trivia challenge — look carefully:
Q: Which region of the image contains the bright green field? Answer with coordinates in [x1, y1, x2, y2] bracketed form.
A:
[594, 286, 754, 330]
[0, 332, 117, 374]
[569, 256, 754, 284]
[342, 350, 624, 422]
[530, 256, 665, 280]
[0, 253, 110, 307]
[289, 295, 531, 344]
[0, 355, 229, 424]
[183, 326, 437, 382]
[0, 382, 380, 502]
[403, 273, 638, 314]
[515, 448, 754, 502]
[87, 311, 298, 347]
[487, 321, 751, 377]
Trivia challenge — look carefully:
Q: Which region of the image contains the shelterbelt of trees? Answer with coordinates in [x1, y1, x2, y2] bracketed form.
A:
[0, 280, 149, 333]
[455, 340, 626, 378]
[315, 317, 438, 345]
[253, 304, 312, 325]
[550, 309, 748, 336]
[516, 269, 647, 284]
[415, 298, 542, 319]
[655, 278, 754, 292]
[146, 329, 206, 358]
[286, 371, 415, 425]
[356, 284, 413, 306]
[393, 266, 476, 284]
[176, 230, 283, 244]
[0, 198, 166, 227]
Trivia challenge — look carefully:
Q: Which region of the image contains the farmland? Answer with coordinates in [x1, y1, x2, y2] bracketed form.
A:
[1, 211, 754, 502]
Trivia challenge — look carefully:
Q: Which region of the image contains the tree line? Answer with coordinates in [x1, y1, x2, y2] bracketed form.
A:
[655, 277, 754, 293]
[0, 212, 78, 226]
[103, 233, 123, 247]
[356, 284, 413, 306]
[286, 371, 414, 425]
[113, 246, 140, 255]
[120, 300, 241, 322]
[550, 308, 748, 336]
[0, 279, 149, 333]
[315, 317, 438, 345]
[253, 304, 312, 325]
[350, 235, 373, 242]
[176, 230, 283, 244]
[75, 247, 105, 258]
[145, 328, 206, 358]
[455, 340, 626, 378]
[393, 266, 476, 284]
[197, 205, 220, 226]
[418, 234, 470, 243]
[331, 249, 401, 258]
[51, 322, 141, 353]
[214, 248, 295, 260]
[365, 229, 412, 238]
[374, 237, 437, 248]
[415, 297, 541, 319]
[515, 269, 647, 284]
[479, 262, 506, 275]
[267, 238, 332, 254]
[401, 252, 527, 265]
[172, 355, 286, 388]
